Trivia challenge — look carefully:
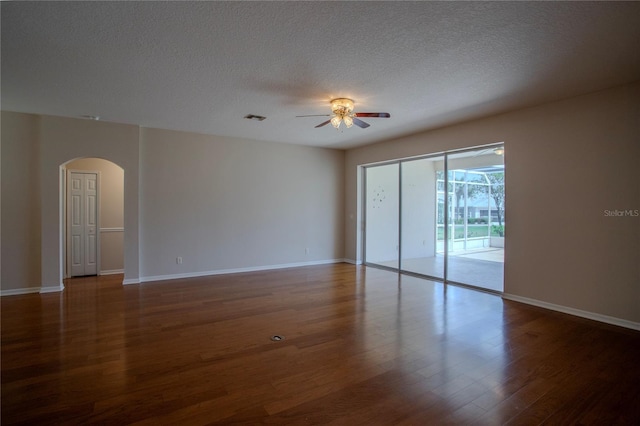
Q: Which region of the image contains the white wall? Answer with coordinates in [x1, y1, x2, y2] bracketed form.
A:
[65, 158, 125, 274]
[401, 158, 437, 260]
[345, 82, 640, 324]
[363, 158, 438, 264]
[364, 164, 399, 264]
[139, 127, 344, 279]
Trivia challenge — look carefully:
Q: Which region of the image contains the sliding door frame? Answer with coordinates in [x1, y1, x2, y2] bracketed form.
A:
[362, 143, 504, 294]
[362, 161, 402, 273]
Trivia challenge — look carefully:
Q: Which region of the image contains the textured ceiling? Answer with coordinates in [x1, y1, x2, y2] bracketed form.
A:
[2, 1, 640, 149]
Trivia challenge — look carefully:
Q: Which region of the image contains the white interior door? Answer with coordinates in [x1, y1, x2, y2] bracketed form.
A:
[68, 171, 99, 277]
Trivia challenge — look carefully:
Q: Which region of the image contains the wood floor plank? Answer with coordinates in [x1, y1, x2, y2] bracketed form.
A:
[2, 264, 639, 424]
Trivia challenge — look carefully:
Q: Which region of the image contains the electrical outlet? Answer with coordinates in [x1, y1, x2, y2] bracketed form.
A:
[305, 248, 310, 255]
[176, 257, 183, 264]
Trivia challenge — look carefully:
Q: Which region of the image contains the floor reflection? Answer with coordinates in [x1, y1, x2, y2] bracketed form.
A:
[353, 267, 507, 419]
[4, 265, 636, 424]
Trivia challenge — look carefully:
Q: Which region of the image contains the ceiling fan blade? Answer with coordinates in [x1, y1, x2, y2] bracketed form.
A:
[352, 117, 370, 128]
[296, 114, 331, 117]
[354, 112, 390, 118]
[473, 149, 492, 157]
[315, 119, 332, 128]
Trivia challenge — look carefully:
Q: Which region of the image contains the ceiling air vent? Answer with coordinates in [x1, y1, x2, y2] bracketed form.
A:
[244, 114, 266, 121]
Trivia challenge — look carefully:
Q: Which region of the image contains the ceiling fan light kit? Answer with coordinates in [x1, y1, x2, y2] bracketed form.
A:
[343, 115, 354, 128]
[330, 98, 354, 114]
[330, 98, 355, 129]
[297, 98, 390, 130]
[331, 115, 343, 128]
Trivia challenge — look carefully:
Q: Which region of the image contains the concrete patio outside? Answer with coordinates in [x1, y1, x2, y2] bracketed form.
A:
[374, 247, 504, 292]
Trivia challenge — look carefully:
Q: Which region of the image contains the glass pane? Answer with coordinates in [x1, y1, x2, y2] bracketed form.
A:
[365, 164, 399, 269]
[466, 171, 486, 183]
[446, 146, 505, 291]
[400, 156, 444, 279]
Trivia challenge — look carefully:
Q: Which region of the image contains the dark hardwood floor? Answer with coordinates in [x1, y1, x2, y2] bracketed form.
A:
[2, 264, 639, 425]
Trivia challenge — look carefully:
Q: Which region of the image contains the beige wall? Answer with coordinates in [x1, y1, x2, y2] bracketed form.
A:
[65, 158, 125, 274]
[139, 128, 344, 278]
[345, 82, 640, 324]
[1, 113, 344, 291]
[1, 112, 41, 292]
[2, 82, 637, 326]
[37, 116, 140, 289]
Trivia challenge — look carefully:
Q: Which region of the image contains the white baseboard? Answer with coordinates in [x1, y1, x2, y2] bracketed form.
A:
[2, 285, 63, 296]
[502, 293, 640, 331]
[100, 269, 124, 276]
[342, 258, 362, 265]
[0, 287, 41, 296]
[1, 260, 353, 293]
[138, 259, 346, 284]
[40, 285, 65, 294]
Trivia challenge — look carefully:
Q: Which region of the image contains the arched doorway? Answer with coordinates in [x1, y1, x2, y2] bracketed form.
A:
[61, 158, 124, 279]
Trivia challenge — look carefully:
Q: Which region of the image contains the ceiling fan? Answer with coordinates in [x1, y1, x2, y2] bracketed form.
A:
[296, 98, 390, 129]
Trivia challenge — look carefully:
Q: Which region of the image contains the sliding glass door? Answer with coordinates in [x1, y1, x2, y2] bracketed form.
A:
[364, 145, 505, 292]
[400, 156, 444, 280]
[446, 148, 505, 291]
